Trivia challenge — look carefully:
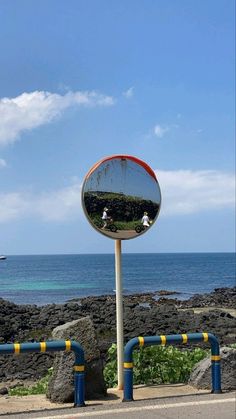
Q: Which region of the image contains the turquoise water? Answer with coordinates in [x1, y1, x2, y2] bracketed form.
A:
[0, 253, 235, 305]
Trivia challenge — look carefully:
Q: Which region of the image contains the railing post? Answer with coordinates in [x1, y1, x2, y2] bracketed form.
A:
[74, 367, 85, 407]
[71, 341, 86, 407]
[123, 337, 138, 402]
[208, 333, 222, 394]
[123, 364, 134, 401]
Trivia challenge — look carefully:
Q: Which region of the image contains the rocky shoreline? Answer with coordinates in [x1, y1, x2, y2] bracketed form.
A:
[0, 287, 235, 386]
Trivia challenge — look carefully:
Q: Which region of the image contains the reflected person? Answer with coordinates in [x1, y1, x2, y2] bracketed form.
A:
[141, 212, 151, 228]
[102, 207, 109, 229]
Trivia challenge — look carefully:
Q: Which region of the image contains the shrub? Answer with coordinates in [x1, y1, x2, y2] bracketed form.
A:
[104, 343, 209, 388]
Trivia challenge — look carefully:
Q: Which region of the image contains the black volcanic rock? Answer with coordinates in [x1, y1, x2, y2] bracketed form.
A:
[0, 287, 235, 384]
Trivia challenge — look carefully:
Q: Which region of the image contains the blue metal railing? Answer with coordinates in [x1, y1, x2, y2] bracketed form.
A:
[123, 332, 221, 402]
[0, 340, 85, 407]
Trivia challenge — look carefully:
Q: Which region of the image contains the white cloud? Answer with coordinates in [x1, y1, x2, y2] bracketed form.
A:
[0, 90, 115, 146]
[0, 158, 7, 168]
[123, 87, 134, 99]
[0, 170, 234, 223]
[0, 182, 82, 223]
[0, 192, 30, 221]
[156, 169, 235, 216]
[154, 124, 169, 138]
[36, 183, 82, 221]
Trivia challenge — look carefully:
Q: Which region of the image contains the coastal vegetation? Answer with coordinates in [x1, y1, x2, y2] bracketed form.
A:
[84, 191, 159, 226]
[9, 368, 53, 396]
[104, 344, 209, 388]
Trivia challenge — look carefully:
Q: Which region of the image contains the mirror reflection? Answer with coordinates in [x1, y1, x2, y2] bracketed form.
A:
[82, 156, 161, 240]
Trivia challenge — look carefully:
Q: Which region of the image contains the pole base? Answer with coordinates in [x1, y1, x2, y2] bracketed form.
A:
[74, 402, 86, 407]
[211, 390, 222, 394]
[122, 398, 134, 402]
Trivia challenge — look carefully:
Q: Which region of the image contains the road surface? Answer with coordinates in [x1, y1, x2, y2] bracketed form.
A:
[1, 392, 235, 419]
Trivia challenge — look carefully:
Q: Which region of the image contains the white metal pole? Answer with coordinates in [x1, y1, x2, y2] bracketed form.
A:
[115, 239, 124, 390]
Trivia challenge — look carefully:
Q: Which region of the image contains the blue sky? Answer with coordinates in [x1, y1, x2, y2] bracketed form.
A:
[0, 0, 235, 254]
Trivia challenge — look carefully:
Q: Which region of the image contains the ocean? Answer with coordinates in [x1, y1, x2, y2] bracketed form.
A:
[0, 253, 235, 306]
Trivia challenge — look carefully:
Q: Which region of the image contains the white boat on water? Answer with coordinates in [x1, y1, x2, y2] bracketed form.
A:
[0, 255, 6, 260]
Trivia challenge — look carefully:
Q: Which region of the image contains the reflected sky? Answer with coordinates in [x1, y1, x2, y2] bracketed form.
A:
[83, 158, 161, 203]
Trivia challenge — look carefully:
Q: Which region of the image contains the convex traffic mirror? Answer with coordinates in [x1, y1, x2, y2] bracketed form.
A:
[82, 155, 161, 240]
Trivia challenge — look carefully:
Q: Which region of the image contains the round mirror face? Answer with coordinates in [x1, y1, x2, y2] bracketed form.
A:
[82, 155, 161, 240]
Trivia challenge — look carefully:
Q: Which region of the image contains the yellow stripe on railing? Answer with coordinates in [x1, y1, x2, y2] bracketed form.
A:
[138, 337, 144, 346]
[65, 340, 71, 351]
[160, 335, 166, 345]
[211, 355, 221, 361]
[124, 362, 133, 368]
[74, 365, 85, 372]
[14, 343, 20, 354]
[182, 334, 188, 344]
[40, 342, 46, 352]
[202, 333, 208, 342]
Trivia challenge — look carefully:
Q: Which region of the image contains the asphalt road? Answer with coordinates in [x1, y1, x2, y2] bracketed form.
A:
[1, 392, 235, 419]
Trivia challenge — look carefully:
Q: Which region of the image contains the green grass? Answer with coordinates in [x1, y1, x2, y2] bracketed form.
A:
[91, 216, 140, 230]
[9, 368, 53, 396]
[228, 343, 236, 349]
[113, 220, 140, 230]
